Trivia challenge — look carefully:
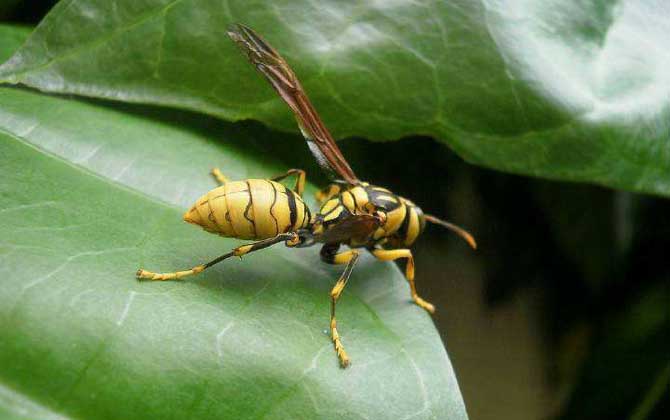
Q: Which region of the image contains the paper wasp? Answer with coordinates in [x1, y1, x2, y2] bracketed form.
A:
[137, 24, 476, 368]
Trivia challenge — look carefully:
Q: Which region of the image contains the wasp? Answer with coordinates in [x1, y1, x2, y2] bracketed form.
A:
[137, 24, 476, 368]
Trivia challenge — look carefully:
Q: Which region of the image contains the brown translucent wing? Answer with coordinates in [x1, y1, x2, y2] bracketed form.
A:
[227, 23, 359, 185]
[319, 214, 381, 244]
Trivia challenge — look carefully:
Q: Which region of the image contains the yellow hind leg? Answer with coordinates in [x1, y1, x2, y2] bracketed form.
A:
[137, 232, 299, 281]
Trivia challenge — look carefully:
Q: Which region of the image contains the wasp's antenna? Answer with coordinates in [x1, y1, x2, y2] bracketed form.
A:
[424, 214, 477, 250]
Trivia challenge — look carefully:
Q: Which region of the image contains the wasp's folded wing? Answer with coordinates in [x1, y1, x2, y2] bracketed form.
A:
[319, 213, 381, 244]
[227, 24, 359, 185]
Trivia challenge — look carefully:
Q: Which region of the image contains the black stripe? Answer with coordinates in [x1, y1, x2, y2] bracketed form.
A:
[365, 186, 400, 211]
[286, 188, 297, 227]
[221, 188, 237, 237]
[322, 205, 348, 228]
[244, 181, 256, 235]
[397, 202, 411, 239]
[269, 181, 280, 235]
[304, 203, 311, 227]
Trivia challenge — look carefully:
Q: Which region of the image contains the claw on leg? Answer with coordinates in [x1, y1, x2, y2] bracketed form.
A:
[331, 318, 350, 368]
[413, 296, 435, 314]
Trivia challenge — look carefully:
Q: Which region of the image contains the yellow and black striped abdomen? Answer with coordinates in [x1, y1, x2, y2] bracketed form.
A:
[183, 179, 311, 240]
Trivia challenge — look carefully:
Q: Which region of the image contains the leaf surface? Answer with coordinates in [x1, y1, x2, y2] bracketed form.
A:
[1, 1, 669, 195]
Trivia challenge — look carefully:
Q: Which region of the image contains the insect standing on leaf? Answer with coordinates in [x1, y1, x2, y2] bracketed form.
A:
[136, 23, 477, 368]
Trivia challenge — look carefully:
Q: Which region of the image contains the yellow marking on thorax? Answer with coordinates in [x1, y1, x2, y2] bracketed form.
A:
[316, 184, 341, 203]
[348, 186, 369, 211]
[320, 198, 340, 215]
[341, 191, 355, 213]
[323, 205, 344, 222]
[376, 194, 398, 203]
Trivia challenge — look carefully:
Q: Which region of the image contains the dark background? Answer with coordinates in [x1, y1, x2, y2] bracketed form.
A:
[3, 2, 669, 419]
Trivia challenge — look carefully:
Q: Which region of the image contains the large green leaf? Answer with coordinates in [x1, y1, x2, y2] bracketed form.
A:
[0, 24, 31, 63]
[1, 1, 669, 195]
[0, 25, 467, 419]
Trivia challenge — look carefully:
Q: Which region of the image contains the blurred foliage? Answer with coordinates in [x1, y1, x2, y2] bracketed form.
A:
[478, 175, 670, 419]
[1, 1, 669, 419]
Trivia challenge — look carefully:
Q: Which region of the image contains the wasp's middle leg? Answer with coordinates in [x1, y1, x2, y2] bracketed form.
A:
[320, 244, 360, 368]
[370, 247, 434, 314]
[137, 232, 300, 281]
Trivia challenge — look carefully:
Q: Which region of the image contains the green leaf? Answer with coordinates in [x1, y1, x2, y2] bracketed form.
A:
[0, 86, 467, 420]
[0, 25, 31, 63]
[1, 1, 669, 195]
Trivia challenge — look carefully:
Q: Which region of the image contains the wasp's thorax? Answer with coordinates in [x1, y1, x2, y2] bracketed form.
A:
[312, 182, 426, 248]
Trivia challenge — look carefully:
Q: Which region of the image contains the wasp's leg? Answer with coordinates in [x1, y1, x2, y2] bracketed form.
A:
[210, 168, 229, 185]
[270, 169, 306, 197]
[370, 247, 434, 314]
[320, 245, 360, 368]
[137, 232, 299, 281]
